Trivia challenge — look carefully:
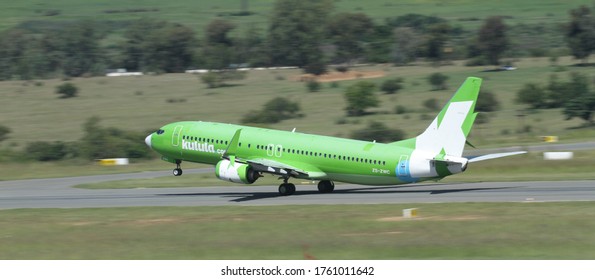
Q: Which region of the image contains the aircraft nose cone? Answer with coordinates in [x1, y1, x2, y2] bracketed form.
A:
[145, 134, 152, 149]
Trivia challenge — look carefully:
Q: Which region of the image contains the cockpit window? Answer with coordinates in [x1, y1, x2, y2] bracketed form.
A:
[156, 129, 165, 135]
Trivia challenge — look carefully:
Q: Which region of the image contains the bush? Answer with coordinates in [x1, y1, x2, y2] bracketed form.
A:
[516, 83, 547, 109]
[25, 141, 71, 161]
[423, 98, 439, 111]
[306, 80, 321, 92]
[0, 125, 11, 142]
[201, 72, 221, 88]
[55, 82, 78, 98]
[394, 105, 408, 114]
[427, 72, 449, 90]
[344, 81, 379, 116]
[241, 97, 302, 124]
[335, 65, 349, 73]
[380, 78, 404, 94]
[351, 121, 405, 143]
[200, 70, 247, 88]
[80, 116, 154, 160]
[476, 89, 500, 112]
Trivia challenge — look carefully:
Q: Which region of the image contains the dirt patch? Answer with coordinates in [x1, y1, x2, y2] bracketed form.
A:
[128, 218, 182, 226]
[66, 221, 97, 226]
[296, 70, 385, 82]
[377, 215, 485, 222]
[341, 231, 402, 237]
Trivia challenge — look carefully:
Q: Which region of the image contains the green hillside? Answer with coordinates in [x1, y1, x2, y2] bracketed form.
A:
[3, 0, 591, 33]
[1, 56, 592, 150]
[1, 0, 594, 178]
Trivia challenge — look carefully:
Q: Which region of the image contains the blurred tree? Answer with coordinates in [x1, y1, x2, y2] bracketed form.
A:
[427, 72, 449, 90]
[477, 16, 509, 65]
[327, 12, 374, 64]
[351, 121, 405, 142]
[200, 71, 247, 88]
[560, 72, 595, 124]
[423, 98, 439, 111]
[392, 27, 420, 65]
[475, 89, 500, 112]
[56, 21, 105, 77]
[241, 97, 302, 124]
[365, 24, 393, 63]
[121, 19, 196, 72]
[201, 19, 237, 69]
[380, 78, 404, 94]
[0, 125, 10, 142]
[563, 91, 595, 124]
[516, 83, 548, 109]
[344, 81, 378, 116]
[25, 141, 70, 161]
[55, 82, 78, 98]
[0, 28, 52, 80]
[386, 14, 447, 32]
[80, 116, 153, 160]
[566, 5, 595, 63]
[268, 0, 333, 73]
[425, 22, 451, 64]
[236, 24, 269, 67]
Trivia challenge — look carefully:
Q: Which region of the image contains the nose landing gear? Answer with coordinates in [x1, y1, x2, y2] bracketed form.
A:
[173, 160, 183, 176]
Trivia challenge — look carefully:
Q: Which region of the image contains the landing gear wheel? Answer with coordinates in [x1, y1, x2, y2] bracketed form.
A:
[173, 168, 183, 176]
[317, 180, 335, 193]
[278, 183, 296, 196]
[173, 161, 183, 176]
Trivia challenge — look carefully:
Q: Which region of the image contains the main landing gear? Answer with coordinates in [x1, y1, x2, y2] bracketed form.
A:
[278, 177, 296, 196]
[173, 160, 183, 176]
[317, 180, 335, 193]
[277, 178, 335, 196]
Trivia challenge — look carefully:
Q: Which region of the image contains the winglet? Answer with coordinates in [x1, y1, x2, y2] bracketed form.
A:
[223, 129, 242, 158]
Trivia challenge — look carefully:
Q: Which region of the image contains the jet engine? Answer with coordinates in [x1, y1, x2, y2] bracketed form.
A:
[215, 159, 260, 184]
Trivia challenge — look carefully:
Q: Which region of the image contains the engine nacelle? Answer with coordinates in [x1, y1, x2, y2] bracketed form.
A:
[215, 159, 260, 184]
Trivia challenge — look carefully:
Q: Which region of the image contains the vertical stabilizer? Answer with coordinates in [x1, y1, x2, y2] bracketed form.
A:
[417, 77, 481, 157]
[392, 77, 481, 157]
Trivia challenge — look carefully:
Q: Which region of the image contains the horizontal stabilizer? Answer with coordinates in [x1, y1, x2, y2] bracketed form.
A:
[467, 151, 527, 163]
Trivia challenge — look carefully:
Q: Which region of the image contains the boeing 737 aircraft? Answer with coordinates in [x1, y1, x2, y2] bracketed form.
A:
[145, 77, 525, 195]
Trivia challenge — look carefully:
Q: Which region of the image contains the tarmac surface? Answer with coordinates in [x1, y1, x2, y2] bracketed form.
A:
[1, 168, 594, 209]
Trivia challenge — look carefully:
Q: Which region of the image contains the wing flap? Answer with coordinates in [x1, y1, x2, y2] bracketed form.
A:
[246, 158, 327, 179]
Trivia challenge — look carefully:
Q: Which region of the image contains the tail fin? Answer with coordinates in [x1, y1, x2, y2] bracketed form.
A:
[394, 77, 482, 157]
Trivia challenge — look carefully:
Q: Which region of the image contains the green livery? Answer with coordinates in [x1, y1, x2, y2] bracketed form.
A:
[145, 77, 525, 195]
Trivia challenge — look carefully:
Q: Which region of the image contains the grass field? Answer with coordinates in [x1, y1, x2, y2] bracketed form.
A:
[2, 56, 595, 180]
[0, 58, 595, 180]
[1, 56, 593, 148]
[2, 0, 595, 262]
[2, 202, 595, 259]
[3, 0, 590, 33]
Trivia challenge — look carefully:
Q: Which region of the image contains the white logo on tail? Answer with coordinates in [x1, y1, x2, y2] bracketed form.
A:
[408, 101, 473, 178]
[416, 101, 473, 157]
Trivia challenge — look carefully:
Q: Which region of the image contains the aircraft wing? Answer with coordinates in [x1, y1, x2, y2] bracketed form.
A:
[245, 158, 327, 179]
[466, 151, 527, 163]
[222, 129, 327, 179]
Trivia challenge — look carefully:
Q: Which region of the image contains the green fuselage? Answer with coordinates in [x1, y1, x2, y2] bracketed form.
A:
[149, 121, 420, 185]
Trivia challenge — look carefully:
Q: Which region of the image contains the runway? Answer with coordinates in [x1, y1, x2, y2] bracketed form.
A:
[1, 169, 594, 209]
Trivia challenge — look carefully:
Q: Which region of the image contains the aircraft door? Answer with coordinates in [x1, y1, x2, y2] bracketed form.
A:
[397, 155, 409, 177]
[172, 125, 183, 146]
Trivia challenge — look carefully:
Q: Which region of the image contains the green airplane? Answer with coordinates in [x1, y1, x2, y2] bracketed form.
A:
[145, 77, 525, 195]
